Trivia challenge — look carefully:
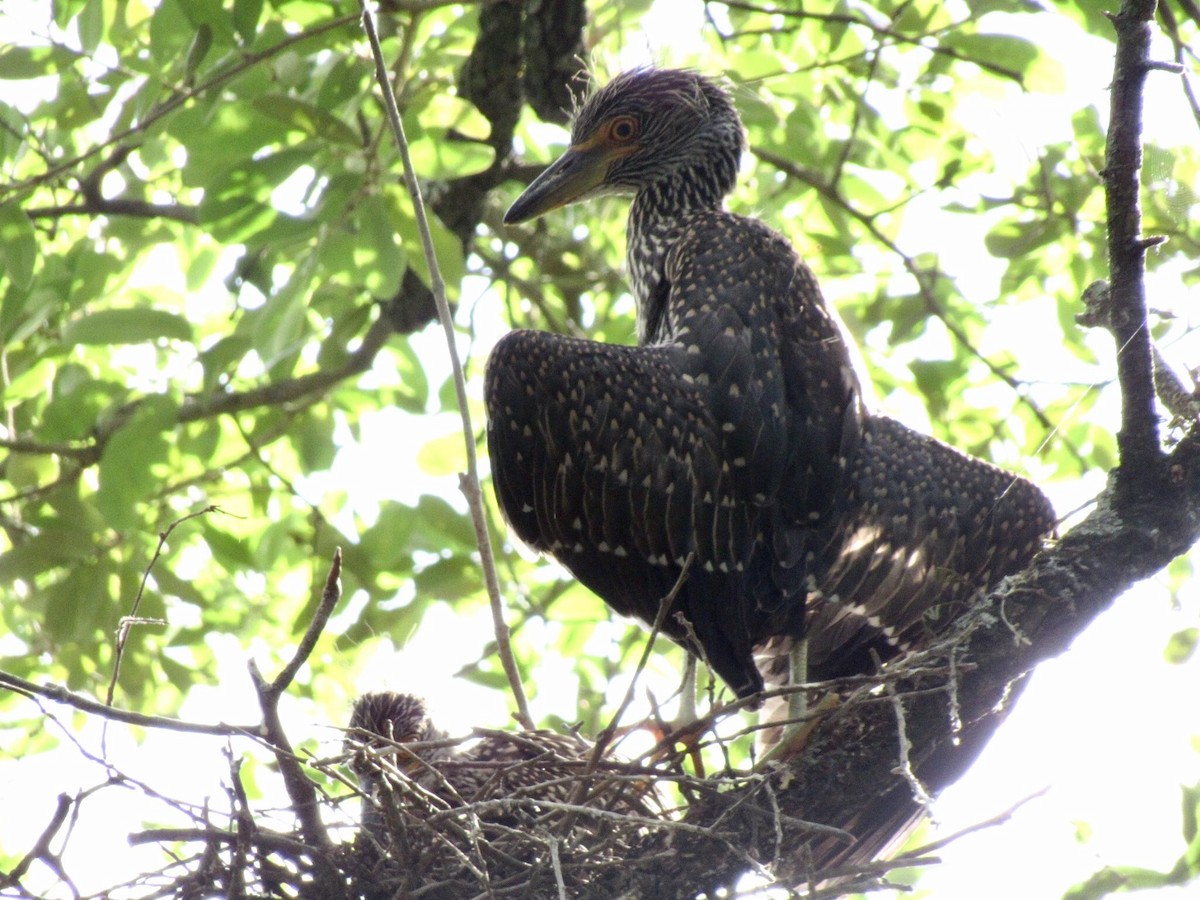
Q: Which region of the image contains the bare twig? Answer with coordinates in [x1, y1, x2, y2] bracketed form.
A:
[359, 0, 532, 729]
[0, 671, 263, 737]
[1155, 1, 1200, 132]
[718, 2, 1025, 84]
[897, 787, 1050, 860]
[1078, 280, 1200, 422]
[0, 794, 72, 890]
[104, 505, 221, 710]
[267, 548, 344, 697]
[598, 554, 695, 753]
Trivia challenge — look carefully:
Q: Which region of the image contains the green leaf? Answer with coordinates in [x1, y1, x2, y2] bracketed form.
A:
[202, 523, 256, 572]
[356, 193, 407, 297]
[0, 204, 38, 290]
[0, 45, 78, 78]
[3, 357, 56, 402]
[406, 130, 495, 181]
[233, 0, 264, 42]
[292, 409, 336, 473]
[413, 554, 479, 601]
[63, 308, 194, 345]
[0, 521, 100, 584]
[985, 219, 1057, 259]
[389, 190, 464, 294]
[389, 339, 429, 413]
[96, 395, 178, 530]
[251, 95, 360, 147]
[250, 254, 316, 373]
[414, 494, 476, 551]
[76, 0, 107, 55]
[941, 33, 1041, 82]
[417, 430, 467, 477]
[5, 453, 59, 491]
[1183, 782, 1200, 846]
[1165, 628, 1198, 665]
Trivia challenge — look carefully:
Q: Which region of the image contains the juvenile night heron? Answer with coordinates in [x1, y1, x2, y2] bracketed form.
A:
[486, 68, 1054, 717]
[344, 691, 656, 840]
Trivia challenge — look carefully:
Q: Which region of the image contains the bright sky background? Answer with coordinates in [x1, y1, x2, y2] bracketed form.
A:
[3, 1, 1200, 897]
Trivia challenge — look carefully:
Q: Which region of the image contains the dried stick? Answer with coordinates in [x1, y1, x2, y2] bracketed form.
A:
[359, 0, 532, 730]
[897, 787, 1050, 860]
[599, 554, 695, 752]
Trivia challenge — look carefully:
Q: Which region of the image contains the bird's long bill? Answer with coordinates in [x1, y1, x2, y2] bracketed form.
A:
[504, 143, 613, 224]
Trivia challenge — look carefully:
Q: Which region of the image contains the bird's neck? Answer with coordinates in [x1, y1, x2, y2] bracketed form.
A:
[628, 170, 726, 344]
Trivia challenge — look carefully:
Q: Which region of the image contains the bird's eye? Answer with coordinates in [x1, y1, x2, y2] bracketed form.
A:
[607, 116, 638, 142]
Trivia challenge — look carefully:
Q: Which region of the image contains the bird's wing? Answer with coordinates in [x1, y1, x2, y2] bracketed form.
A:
[804, 415, 1056, 677]
[486, 330, 745, 616]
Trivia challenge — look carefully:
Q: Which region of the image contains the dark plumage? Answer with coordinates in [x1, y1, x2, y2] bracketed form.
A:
[487, 68, 1054, 702]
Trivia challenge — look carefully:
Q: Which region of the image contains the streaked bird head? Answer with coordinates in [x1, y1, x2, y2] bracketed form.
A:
[344, 691, 451, 782]
[505, 68, 746, 224]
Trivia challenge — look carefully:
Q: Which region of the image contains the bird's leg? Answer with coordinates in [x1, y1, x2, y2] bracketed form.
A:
[647, 652, 709, 775]
[679, 652, 698, 726]
[788, 635, 808, 723]
[672, 653, 708, 776]
[757, 636, 839, 768]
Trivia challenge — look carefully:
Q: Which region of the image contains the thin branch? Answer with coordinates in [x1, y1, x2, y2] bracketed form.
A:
[898, 787, 1050, 860]
[598, 554, 695, 753]
[177, 310, 397, 424]
[884, 678, 935, 819]
[0, 793, 72, 890]
[104, 505, 222, 709]
[129, 826, 317, 856]
[1078, 279, 1200, 422]
[26, 197, 199, 224]
[360, 0, 532, 729]
[0, 670, 264, 737]
[716, 1, 1025, 83]
[0, 305, 399, 507]
[267, 548, 344, 698]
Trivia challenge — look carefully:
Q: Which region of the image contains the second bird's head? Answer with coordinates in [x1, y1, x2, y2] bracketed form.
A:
[504, 67, 747, 225]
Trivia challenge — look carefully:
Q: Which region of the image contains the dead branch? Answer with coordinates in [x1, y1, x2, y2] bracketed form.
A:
[362, 0, 532, 729]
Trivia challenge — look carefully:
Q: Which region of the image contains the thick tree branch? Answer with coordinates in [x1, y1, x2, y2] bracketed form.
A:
[246, 551, 346, 888]
[1104, 0, 1169, 489]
